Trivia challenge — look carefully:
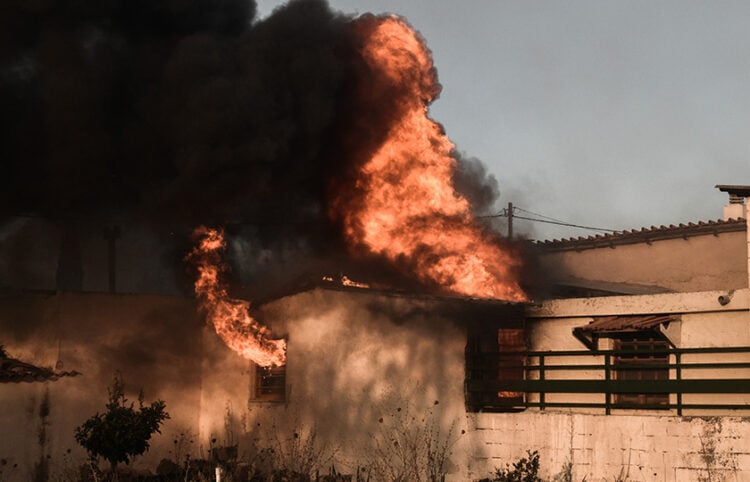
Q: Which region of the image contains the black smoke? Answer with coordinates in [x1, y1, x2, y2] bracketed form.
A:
[1, 0, 352, 222]
[0, 0, 507, 295]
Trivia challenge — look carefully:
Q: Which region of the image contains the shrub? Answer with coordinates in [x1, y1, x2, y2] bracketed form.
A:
[481, 450, 542, 482]
[368, 401, 460, 482]
[74, 373, 170, 474]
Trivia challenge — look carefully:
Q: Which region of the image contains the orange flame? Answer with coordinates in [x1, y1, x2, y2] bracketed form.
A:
[187, 226, 286, 367]
[336, 16, 527, 302]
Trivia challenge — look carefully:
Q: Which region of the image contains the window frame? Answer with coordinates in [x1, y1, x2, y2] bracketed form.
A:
[611, 331, 670, 408]
[464, 305, 528, 413]
[251, 363, 287, 402]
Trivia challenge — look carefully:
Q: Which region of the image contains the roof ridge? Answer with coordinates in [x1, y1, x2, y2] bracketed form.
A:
[537, 217, 746, 248]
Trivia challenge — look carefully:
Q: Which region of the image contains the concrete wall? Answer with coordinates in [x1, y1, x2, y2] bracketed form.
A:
[468, 411, 750, 481]
[539, 230, 747, 293]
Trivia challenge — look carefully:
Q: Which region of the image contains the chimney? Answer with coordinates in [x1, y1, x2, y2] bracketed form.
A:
[716, 185, 750, 291]
[716, 189, 750, 221]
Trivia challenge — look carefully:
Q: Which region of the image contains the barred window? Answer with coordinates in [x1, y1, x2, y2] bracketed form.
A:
[253, 363, 286, 402]
[465, 324, 526, 411]
[496, 328, 526, 404]
[613, 333, 669, 407]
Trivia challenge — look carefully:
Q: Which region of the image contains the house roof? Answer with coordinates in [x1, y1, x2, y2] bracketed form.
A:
[236, 266, 531, 308]
[249, 275, 528, 307]
[572, 314, 677, 349]
[576, 314, 676, 334]
[0, 347, 80, 383]
[536, 218, 746, 252]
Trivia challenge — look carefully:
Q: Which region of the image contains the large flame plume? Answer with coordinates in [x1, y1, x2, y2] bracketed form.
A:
[335, 16, 527, 302]
[187, 226, 286, 367]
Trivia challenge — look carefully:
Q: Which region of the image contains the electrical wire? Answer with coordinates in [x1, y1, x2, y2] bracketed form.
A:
[513, 206, 568, 224]
[481, 207, 620, 233]
[511, 214, 620, 233]
[7, 206, 620, 234]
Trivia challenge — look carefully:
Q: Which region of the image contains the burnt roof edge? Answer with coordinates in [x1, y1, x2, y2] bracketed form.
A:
[0, 355, 81, 384]
[248, 278, 530, 308]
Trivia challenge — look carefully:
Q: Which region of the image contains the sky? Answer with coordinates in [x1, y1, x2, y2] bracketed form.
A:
[257, 0, 750, 240]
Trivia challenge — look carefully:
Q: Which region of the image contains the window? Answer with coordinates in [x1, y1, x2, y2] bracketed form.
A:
[574, 315, 676, 410]
[253, 363, 286, 402]
[613, 332, 669, 407]
[464, 305, 527, 412]
[496, 327, 526, 404]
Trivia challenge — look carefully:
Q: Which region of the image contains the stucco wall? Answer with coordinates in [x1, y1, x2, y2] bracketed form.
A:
[525, 290, 750, 415]
[539, 230, 747, 293]
[198, 288, 478, 478]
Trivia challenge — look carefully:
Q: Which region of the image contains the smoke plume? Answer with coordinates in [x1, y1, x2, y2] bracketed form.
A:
[1, 0, 513, 296]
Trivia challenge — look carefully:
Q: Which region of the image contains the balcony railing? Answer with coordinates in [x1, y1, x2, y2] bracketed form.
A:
[465, 346, 750, 415]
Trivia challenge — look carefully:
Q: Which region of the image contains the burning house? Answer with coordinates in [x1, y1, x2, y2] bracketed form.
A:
[2, 1, 750, 481]
[3, 184, 750, 481]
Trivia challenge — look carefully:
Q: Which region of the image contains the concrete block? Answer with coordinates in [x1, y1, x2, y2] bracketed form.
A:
[572, 447, 594, 466]
[570, 435, 589, 451]
[732, 453, 750, 471]
[471, 413, 496, 430]
[642, 417, 670, 437]
[470, 428, 504, 447]
[666, 420, 693, 438]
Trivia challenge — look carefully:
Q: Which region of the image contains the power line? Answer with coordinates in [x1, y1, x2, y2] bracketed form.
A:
[511, 214, 620, 233]
[481, 206, 620, 234]
[513, 206, 568, 224]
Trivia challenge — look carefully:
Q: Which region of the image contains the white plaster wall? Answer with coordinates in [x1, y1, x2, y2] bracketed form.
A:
[525, 317, 604, 409]
[539, 231, 747, 293]
[197, 288, 475, 478]
[680, 311, 750, 349]
[528, 289, 750, 319]
[528, 292, 750, 418]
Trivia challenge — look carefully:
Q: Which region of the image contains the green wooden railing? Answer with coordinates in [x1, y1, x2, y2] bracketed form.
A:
[465, 346, 750, 415]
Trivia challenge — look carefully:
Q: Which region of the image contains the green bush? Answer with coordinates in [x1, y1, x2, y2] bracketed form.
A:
[74, 373, 170, 474]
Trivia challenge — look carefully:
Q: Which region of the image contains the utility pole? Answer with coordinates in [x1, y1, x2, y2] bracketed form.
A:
[507, 202, 513, 239]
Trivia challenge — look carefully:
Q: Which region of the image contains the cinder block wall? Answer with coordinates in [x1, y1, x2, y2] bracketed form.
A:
[464, 411, 750, 481]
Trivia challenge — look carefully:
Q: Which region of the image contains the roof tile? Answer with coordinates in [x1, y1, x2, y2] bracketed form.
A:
[537, 218, 745, 251]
